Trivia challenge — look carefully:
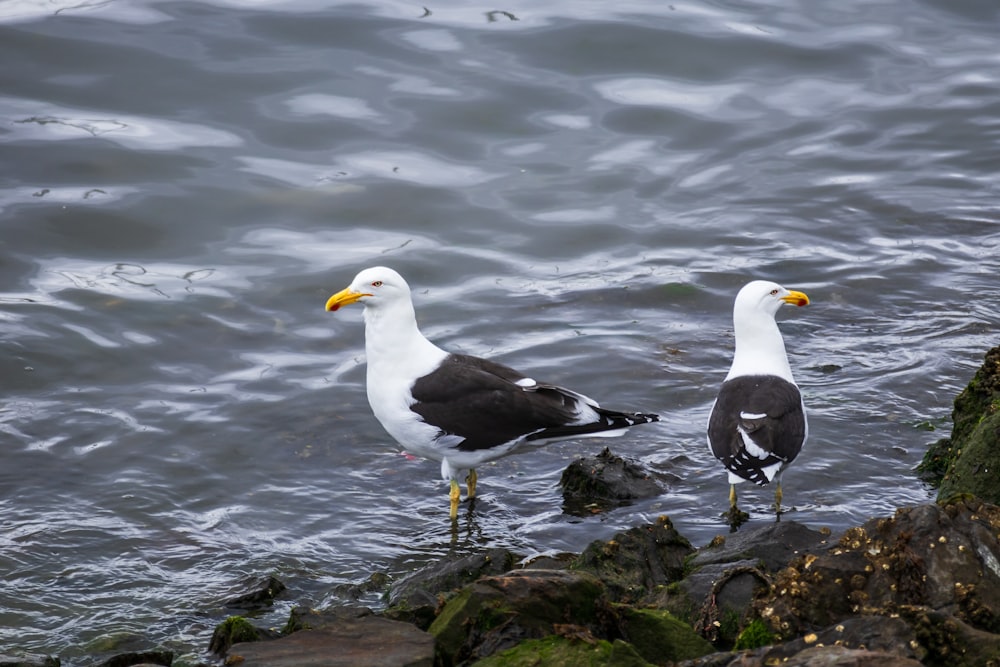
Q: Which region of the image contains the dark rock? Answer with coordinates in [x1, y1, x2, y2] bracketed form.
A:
[921, 344, 1000, 504]
[767, 645, 923, 667]
[901, 606, 1000, 667]
[282, 604, 372, 633]
[471, 635, 653, 666]
[616, 606, 716, 663]
[756, 498, 1000, 641]
[428, 569, 615, 666]
[571, 515, 694, 604]
[96, 651, 172, 667]
[690, 521, 831, 573]
[0, 654, 60, 667]
[560, 447, 666, 515]
[227, 615, 434, 667]
[224, 574, 286, 611]
[760, 616, 922, 663]
[332, 571, 390, 600]
[208, 615, 278, 656]
[385, 548, 519, 629]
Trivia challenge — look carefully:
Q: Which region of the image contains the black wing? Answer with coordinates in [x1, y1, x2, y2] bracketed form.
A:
[410, 354, 656, 452]
[708, 374, 806, 485]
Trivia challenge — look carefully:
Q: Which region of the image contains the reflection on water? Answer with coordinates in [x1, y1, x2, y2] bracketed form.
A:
[1, 0, 999, 663]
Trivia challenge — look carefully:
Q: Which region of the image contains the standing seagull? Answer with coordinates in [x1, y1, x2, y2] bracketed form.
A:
[707, 280, 809, 527]
[325, 266, 659, 519]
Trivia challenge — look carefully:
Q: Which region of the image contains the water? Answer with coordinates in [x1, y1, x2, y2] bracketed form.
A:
[1, 0, 998, 663]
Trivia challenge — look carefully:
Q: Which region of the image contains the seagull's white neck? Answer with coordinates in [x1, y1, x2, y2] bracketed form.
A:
[726, 309, 795, 383]
[362, 297, 448, 379]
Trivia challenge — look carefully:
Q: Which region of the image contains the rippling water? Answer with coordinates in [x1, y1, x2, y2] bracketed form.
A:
[2, 0, 999, 663]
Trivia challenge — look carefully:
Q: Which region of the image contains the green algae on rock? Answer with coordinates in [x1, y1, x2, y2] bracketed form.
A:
[920, 344, 1000, 505]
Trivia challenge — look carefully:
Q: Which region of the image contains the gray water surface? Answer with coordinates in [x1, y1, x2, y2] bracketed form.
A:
[1, 0, 998, 663]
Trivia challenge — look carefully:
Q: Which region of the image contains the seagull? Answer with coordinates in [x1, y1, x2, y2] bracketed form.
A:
[325, 266, 659, 519]
[707, 280, 809, 527]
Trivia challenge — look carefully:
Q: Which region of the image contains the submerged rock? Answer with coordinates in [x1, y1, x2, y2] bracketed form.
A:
[560, 447, 666, 516]
[0, 654, 60, 667]
[385, 548, 519, 629]
[920, 344, 1000, 504]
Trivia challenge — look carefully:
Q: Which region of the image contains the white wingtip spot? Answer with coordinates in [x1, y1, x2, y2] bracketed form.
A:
[515, 378, 537, 388]
[740, 411, 767, 420]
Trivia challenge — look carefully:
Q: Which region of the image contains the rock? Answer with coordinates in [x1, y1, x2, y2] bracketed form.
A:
[96, 651, 172, 667]
[676, 522, 832, 645]
[616, 606, 715, 663]
[756, 497, 1000, 641]
[385, 548, 519, 629]
[764, 644, 922, 667]
[902, 606, 1000, 667]
[0, 654, 60, 667]
[224, 574, 287, 611]
[470, 635, 653, 666]
[571, 515, 694, 604]
[208, 615, 278, 655]
[560, 447, 666, 515]
[332, 571, 391, 601]
[226, 615, 434, 667]
[429, 569, 615, 666]
[921, 344, 1000, 504]
[759, 616, 922, 663]
[690, 521, 831, 573]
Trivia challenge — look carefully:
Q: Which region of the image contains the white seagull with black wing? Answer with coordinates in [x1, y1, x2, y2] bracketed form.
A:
[708, 280, 809, 526]
[326, 266, 659, 519]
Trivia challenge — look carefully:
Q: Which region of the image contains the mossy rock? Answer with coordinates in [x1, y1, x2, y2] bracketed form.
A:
[208, 615, 271, 655]
[571, 515, 694, 604]
[733, 618, 774, 650]
[616, 606, 715, 662]
[470, 635, 653, 667]
[429, 570, 614, 665]
[924, 345, 1000, 504]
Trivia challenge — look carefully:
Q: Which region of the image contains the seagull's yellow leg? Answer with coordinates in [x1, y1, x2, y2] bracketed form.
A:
[449, 479, 461, 520]
[774, 481, 783, 512]
[729, 483, 737, 509]
[466, 469, 478, 500]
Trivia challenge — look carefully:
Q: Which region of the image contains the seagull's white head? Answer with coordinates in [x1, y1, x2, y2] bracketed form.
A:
[734, 280, 809, 320]
[325, 266, 411, 312]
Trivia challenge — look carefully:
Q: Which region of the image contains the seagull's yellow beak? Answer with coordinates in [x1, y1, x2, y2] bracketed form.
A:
[325, 287, 371, 312]
[781, 290, 810, 307]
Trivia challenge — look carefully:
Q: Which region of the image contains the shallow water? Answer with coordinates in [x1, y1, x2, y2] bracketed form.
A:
[1, 0, 998, 663]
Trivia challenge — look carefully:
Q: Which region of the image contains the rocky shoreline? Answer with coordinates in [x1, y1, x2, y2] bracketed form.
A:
[6, 345, 999, 667]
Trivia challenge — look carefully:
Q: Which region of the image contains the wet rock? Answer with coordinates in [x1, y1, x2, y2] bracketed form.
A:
[921, 344, 1000, 504]
[96, 651, 172, 667]
[902, 606, 1000, 667]
[226, 615, 434, 667]
[571, 515, 694, 604]
[224, 573, 286, 611]
[0, 654, 60, 667]
[282, 604, 374, 632]
[760, 616, 922, 664]
[616, 606, 716, 663]
[332, 571, 391, 601]
[471, 635, 653, 666]
[560, 447, 666, 515]
[675, 522, 832, 645]
[429, 569, 615, 665]
[208, 615, 278, 655]
[385, 548, 519, 629]
[756, 497, 1000, 641]
[690, 521, 831, 573]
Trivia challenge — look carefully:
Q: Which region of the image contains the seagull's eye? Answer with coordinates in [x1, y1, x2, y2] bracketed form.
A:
[371, 280, 383, 288]
[769, 289, 779, 295]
